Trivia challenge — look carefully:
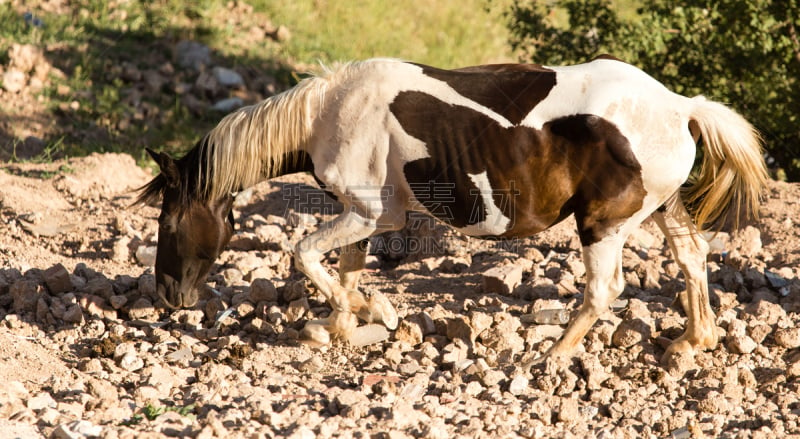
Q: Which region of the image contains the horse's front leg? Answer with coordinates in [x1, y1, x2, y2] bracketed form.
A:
[294, 211, 397, 346]
[339, 239, 369, 290]
[542, 235, 627, 362]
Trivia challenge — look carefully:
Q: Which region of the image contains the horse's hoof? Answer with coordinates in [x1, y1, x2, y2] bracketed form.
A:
[357, 291, 398, 330]
[328, 310, 358, 339]
[299, 320, 331, 348]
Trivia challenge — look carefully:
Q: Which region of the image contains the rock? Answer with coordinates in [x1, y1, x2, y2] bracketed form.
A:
[11, 280, 40, 312]
[109, 295, 128, 309]
[27, 392, 56, 410]
[43, 264, 73, 294]
[86, 378, 119, 407]
[579, 354, 609, 390]
[51, 420, 102, 439]
[2, 69, 27, 93]
[408, 311, 436, 336]
[395, 319, 423, 346]
[774, 327, 800, 349]
[274, 25, 291, 42]
[84, 276, 114, 300]
[78, 295, 115, 320]
[627, 225, 660, 250]
[438, 256, 470, 273]
[508, 375, 529, 395]
[118, 352, 144, 372]
[482, 313, 525, 354]
[234, 300, 254, 318]
[557, 397, 582, 424]
[181, 94, 207, 114]
[143, 69, 167, 93]
[744, 299, 786, 326]
[334, 389, 370, 419]
[481, 369, 506, 387]
[483, 264, 523, 295]
[727, 333, 757, 355]
[697, 390, 731, 414]
[212, 66, 245, 88]
[135, 246, 157, 267]
[128, 297, 158, 321]
[286, 298, 309, 323]
[138, 274, 157, 299]
[111, 237, 130, 262]
[211, 97, 244, 112]
[9, 43, 43, 73]
[348, 324, 389, 347]
[175, 40, 211, 72]
[732, 225, 762, 257]
[441, 341, 468, 365]
[249, 278, 278, 303]
[523, 324, 564, 346]
[612, 318, 652, 348]
[446, 316, 475, 343]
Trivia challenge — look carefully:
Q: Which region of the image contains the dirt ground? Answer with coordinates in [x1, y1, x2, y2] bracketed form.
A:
[0, 153, 799, 438]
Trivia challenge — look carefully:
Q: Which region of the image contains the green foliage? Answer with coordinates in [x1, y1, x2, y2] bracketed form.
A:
[142, 403, 196, 421]
[507, 0, 800, 180]
[251, 0, 512, 68]
[1, 1, 513, 164]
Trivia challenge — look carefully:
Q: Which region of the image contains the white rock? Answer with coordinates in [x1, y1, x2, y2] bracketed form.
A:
[508, 375, 530, 396]
[135, 245, 157, 267]
[51, 420, 102, 439]
[2, 69, 27, 93]
[212, 66, 244, 88]
[174, 40, 211, 72]
[211, 97, 244, 112]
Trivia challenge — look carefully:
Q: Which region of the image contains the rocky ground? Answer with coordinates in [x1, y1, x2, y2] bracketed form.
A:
[0, 152, 798, 439]
[3, 6, 800, 437]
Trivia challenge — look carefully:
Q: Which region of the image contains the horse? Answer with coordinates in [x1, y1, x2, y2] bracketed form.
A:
[136, 56, 768, 364]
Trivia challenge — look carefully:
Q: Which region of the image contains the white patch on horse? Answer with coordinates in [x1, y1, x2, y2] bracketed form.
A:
[521, 59, 665, 130]
[456, 171, 511, 236]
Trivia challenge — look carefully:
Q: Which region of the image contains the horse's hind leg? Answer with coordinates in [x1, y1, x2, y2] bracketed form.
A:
[338, 238, 396, 327]
[651, 196, 717, 360]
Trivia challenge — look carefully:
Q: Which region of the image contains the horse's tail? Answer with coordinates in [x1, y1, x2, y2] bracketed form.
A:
[682, 96, 769, 231]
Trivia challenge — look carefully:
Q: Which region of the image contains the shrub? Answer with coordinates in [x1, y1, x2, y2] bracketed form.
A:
[507, 0, 800, 180]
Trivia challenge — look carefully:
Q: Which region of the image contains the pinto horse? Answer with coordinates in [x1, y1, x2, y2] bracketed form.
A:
[137, 57, 768, 363]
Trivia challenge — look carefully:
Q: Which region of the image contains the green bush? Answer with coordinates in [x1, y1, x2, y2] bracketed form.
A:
[507, 0, 800, 181]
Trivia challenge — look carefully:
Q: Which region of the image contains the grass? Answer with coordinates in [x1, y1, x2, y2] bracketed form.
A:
[251, 0, 513, 68]
[0, 0, 514, 164]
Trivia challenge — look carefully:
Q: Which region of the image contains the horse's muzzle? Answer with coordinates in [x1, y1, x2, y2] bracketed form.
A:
[157, 273, 200, 309]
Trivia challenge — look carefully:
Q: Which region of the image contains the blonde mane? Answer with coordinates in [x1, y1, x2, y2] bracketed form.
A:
[199, 58, 401, 201]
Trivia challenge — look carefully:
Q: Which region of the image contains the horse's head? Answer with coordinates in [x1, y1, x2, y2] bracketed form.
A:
[140, 148, 235, 309]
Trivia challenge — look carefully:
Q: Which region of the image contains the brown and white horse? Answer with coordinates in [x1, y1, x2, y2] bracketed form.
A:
[137, 57, 768, 364]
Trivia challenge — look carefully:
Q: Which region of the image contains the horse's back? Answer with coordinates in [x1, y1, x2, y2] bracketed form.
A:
[309, 58, 695, 243]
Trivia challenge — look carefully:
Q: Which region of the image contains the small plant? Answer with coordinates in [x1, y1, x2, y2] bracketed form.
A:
[141, 403, 197, 421]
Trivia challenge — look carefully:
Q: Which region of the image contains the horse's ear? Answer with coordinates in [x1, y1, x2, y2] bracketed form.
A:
[147, 148, 179, 186]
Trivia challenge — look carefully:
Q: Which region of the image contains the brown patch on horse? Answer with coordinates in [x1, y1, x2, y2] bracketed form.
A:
[415, 63, 557, 125]
[545, 114, 646, 244]
[390, 92, 646, 244]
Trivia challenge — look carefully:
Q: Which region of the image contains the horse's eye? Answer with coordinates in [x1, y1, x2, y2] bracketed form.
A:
[159, 222, 176, 234]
